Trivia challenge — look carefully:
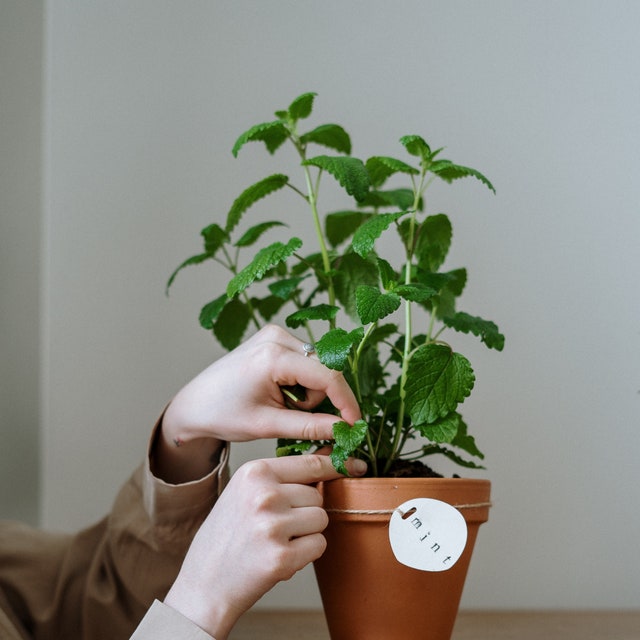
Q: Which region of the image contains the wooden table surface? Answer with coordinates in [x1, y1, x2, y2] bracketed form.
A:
[230, 610, 640, 639]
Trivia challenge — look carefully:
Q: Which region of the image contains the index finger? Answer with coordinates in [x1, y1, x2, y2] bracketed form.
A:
[266, 454, 346, 485]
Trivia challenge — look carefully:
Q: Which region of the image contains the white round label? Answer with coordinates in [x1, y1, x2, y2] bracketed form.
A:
[388, 498, 468, 572]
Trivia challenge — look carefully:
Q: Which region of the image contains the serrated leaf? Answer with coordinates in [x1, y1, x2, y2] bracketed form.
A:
[415, 214, 452, 271]
[331, 419, 368, 475]
[415, 412, 461, 443]
[430, 160, 495, 193]
[166, 252, 212, 294]
[285, 304, 339, 328]
[359, 188, 416, 211]
[226, 174, 289, 233]
[450, 417, 484, 459]
[443, 312, 505, 351]
[268, 275, 309, 299]
[325, 210, 371, 247]
[300, 124, 351, 154]
[253, 294, 286, 321]
[333, 252, 379, 320]
[213, 297, 252, 350]
[352, 211, 407, 258]
[316, 327, 363, 371]
[405, 343, 475, 424]
[303, 155, 370, 202]
[356, 285, 401, 324]
[227, 238, 302, 298]
[234, 221, 287, 247]
[288, 92, 317, 120]
[394, 283, 438, 302]
[421, 445, 485, 469]
[198, 293, 229, 329]
[232, 121, 289, 157]
[400, 135, 431, 160]
[365, 156, 419, 187]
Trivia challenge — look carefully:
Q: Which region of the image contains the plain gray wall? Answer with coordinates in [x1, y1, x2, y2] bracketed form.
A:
[3, 0, 639, 610]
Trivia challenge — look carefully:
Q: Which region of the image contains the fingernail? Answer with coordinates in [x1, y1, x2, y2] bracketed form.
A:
[350, 459, 368, 476]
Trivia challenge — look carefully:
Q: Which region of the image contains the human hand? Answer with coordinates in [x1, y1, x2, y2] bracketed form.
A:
[153, 325, 360, 482]
[163, 453, 365, 639]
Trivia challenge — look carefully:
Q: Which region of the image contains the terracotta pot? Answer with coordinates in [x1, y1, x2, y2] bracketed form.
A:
[313, 477, 491, 640]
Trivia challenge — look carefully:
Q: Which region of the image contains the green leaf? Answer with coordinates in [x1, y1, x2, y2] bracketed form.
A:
[421, 445, 486, 469]
[330, 419, 368, 475]
[359, 188, 416, 211]
[450, 418, 484, 459]
[377, 257, 397, 290]
[352, 211, 407, 258]
[227, 238, 303, 298]
[276, 439, 313, 456]
[201, 223, 229, 254]
[300, 124, 351, 154]
[325, 211, 371, 247]
[355, 285, 401, 324]
[316, 327, 363, 371]
[303, 155, 370, 202]
[415, 214, 452, 272]
[430, 160, 495, 193]
[394, 282, 438, 303]
[415, 412, 461, 443]
[288, 92, 317, 120]
[198, 293, 228, 330]
[226, 174, 289, 233]
[285, 304, 339, 328]
[405, 343, 475, 424]
[166, 252, 212, 294]
[268, 275, 309, 299]
[232, 121, 289, 157]
[400, 135, 431, 160]
[365, 156, 419, 187]
[213, 297, 252, 350]
[253, 294, 286, 321]
[235, 221, 287, 247]
[443, 312, 505, 351]
[333, 252, 379, 320]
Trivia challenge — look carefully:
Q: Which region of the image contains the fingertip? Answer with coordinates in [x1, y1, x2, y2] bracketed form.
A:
[346, 458, 368, 477]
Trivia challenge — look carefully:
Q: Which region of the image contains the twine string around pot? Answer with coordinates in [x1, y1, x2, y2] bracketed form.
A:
[325, 502, 492, 518]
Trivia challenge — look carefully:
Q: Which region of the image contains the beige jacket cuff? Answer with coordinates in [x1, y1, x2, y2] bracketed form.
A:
[131, 600, 215, 639]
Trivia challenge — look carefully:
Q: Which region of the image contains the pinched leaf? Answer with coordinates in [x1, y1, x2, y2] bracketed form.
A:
[232, 121, 289, 157]
[213, 297, 252, 350]
[288, 92, 317, 120]
[303, 155, 370, 202]
[405, 343, 475, 424]
[352, 211, 407, 258]
[227, 238, 303, 298]
[365, 156, 419, 187]
[330, 419, 368, 475]
[400, 135, 432, 160]
[300, 124, 351, 154]
[235, 221, 287, 247]
[198, 293, 228, 330]
[356, 285, 401, 324]
[285, 304, 339, 328]
[325, 211, 371, 247]
[415, 412, 461, 443]
[316, 327, 364, 371]
[430, 160, 495, 193]
[415, 214, 452, 271]
[226, 174, 289, 233]
[443, 312, 505, 351]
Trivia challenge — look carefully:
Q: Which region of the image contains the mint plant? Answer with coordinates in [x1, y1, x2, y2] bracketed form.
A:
[168, 92, 504, 477]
